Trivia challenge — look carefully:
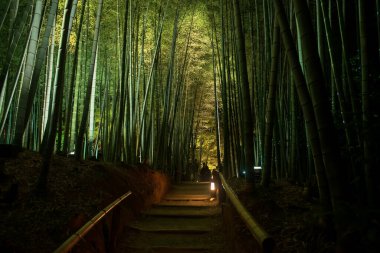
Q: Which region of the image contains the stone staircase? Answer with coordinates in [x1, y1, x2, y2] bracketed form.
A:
[117, 182, 230, 253]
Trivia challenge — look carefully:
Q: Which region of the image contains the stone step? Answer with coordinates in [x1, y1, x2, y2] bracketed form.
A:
[121, 231, 221, 252]
[172, 181, 210, 187]
[143, 206, 221, 217]
[163, 193, 211, 201]
[128, 216, 213, 233]
[116, 183, 230, 253]
[157, 199, 218, 207]
[120, 248, 213, 253]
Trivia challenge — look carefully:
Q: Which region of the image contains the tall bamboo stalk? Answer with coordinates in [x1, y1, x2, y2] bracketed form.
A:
[37, 0, 74, 193]
[76, 0, 103, 160]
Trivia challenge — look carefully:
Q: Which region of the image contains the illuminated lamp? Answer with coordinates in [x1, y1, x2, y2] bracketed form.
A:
[210, 182, 216, 191]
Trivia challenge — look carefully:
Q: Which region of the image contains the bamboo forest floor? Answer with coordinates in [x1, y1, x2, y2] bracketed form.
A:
[227, 177, 336, 253]
[0, 150, 169, 253]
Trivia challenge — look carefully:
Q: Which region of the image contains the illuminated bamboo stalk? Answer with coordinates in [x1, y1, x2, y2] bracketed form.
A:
[13, 0, 44, 147]
[37, 0, 74, 193]
[76, 0, 103, 160]
[63, 0, 87, 154]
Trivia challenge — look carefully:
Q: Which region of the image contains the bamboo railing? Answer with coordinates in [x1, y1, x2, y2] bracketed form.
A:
[54, 191, 132, 253]
[219, 173, 275, 253]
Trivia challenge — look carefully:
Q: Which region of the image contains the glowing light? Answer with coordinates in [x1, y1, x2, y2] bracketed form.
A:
[254, 166, 262, 170]
[242, 171, 246, 174]
[210, 182, 215, 191]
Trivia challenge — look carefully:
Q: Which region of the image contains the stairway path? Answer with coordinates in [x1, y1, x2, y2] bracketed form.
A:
[116, 182, 230, 253]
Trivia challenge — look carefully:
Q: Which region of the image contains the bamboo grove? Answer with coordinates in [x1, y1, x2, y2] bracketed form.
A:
[0, 0, 214, 186]
[208, 0, 380, 236]
[1, 0, 380, 236]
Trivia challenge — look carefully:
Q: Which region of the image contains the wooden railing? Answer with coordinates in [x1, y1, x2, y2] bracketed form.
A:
[219, 173, 275, 253]
[54, 191, 132, 253]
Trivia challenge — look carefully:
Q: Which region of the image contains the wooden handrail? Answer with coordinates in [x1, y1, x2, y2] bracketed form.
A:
[219, 173, 274, 253]
[54, 191, 132, 253]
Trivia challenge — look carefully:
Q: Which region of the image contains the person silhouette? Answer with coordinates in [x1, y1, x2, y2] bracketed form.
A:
[199, 162, 211, 181]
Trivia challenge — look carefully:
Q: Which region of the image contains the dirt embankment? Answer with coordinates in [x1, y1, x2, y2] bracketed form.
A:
[0, 150, 170, 253]
[225, 178, 336, 253]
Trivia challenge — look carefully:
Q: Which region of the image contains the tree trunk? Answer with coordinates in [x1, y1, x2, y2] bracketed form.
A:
[63, 0, 87, 154]
[273, 0, 331, 216]
[76, 0, 103, 160]
[232, 0, 255, 187]
[37, 0, 74, 194]
[21, 0, 59, 144]
[291, 0, 351, 232]
[358, 0, 375, 207]
[0, 4, 32, 95]
[262, 23, 280, 187]
[211, 27, 222, 168]
[13, 0, 44, 147]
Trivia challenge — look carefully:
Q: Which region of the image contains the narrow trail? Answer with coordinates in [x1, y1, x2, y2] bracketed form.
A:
[117, 182, 231, 253]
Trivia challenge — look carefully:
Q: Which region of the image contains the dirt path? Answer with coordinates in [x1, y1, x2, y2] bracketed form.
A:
[117, 182, 231, 253]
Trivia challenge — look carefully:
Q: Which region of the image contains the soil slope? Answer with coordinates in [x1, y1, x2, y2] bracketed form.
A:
[0, 150, 169, 253]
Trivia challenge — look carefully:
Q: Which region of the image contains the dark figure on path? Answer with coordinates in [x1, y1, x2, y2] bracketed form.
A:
[192, 159, 199, 181]
[199, 162, 211, 181]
